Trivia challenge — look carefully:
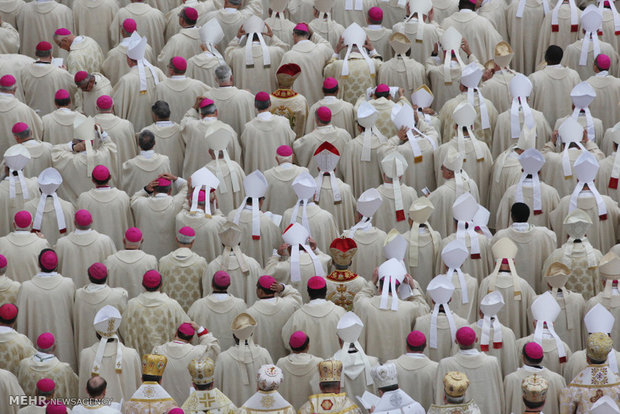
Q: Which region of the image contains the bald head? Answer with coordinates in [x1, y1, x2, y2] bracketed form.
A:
[86, 376, 107, 399]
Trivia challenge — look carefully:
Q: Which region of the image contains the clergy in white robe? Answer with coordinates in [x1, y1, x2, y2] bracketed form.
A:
[213, 312, 273, 407]
[110, 1, 166, 56]
[119, 270, 190, 357]
[72, 0, 118, 54]
[0, 303, 36, 376]
[123, 354, 177, 413]
[140, 103, 185, 177]
[237, 364, 296, 414]
[263, 146, 309, 215]
[554, 113, 605, 151]
[0, 267, 20, 309]
[561, 30, 620, 81]
[186, 43, 222, 88]
[92, 96, 137, 169]
[8, 125, 52, 180]
[16, 249, 76, 370]
[42, 98, 87, 146]
[587, 56, 620, 130]
[505, 1, 545, 75]
[331, 0, 376, 28]
[175, 199, 227, 266]
[491, 104, 551, 159]
[54, 30, 104, 75]
[0, 21, 18, 54]
[535, 2, 582, 67]
[427, 372, 482, 414]
[187, 271, 248, 350]
[308, 10, 346, 51]
[305, 78, 357, 137]
[152, 322, 220, 405]
[325, 238, 368, 311]
[181, 357, 237, 413]
[121, 137, 171, 198]
[199, 0, 262, 54]
[15, 0, 72, 58]
[0, 145, 38, 238]
[270, 65, 310, 140]
[73, 71, 114, 118]
[0, 369, 23, 414]
[504, 341, 566, 414]
[156, 7, 202, 71]
[364, 9, 393, 59]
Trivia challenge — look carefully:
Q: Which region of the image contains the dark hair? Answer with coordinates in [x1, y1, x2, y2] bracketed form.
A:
[86, 376, 107, 397]
[0, 309, 17, 325]
[180, 8, 197, 25]
[169, 58, 186, 75]
[13, 129, 30, 140]
[291, 336, 310, 352]
[194, 382, 211, 390]
[256, 281, 275, 296]
[293, 29, 309, 38]
[246, 197, 265, 205]
[255, 99, 270, 111]
[38, 248, 57, 272]
[36, 49, 52, 59]
[212, 278, 229, 291]
[545, 45, 563, 65]
[406, 343, 425, 353]
[93, 175, 111, 186]
[523, 399, 545, 409]
[88, 273, 107, 285]
[152, 101, 171, 120]
[177, 327, 194, 342]
[369, 16, 382, 24]
[200, 103, 217, 117]
[589, 357, 607, 365]
[143, 281, 162, 292]
[375, 91, 390, 99]
[308, 286, 327, 300]
[323, 85, 338, 95]
[138, 130, 156, 151]
[511, 202, 530, 223]
[142, 374, 162, 382]
[458, 0, 476, 10]
[378, 384, 398, 393]
[55, 97, 71, 107]
[522, 344, 543, 365]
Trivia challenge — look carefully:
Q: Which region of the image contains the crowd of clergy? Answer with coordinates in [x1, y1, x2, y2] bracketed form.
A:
[4, 0, 620, 411]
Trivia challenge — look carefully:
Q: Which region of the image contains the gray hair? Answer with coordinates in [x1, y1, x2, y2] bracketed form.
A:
[0, 84, 16, 93]
[228, 0, 242, 5]
[446, 395, 465, 404]
[215, 65, 233, 83]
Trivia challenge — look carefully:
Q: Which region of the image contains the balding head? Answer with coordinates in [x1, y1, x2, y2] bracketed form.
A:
[86, 376, 107, 399]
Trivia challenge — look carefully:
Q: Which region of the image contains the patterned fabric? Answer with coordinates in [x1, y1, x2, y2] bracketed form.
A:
[326, 270, 367, 311]
[0, 331, 36, 375]
[181, 388, 237, 414]
[560, 364, 620, 413]
[270, 90, 308, 139]
[17, 357, 78, 400]
[564, 247, 600, 301]
[0, 277, 20, 305]
[298, 393, 362, 414]
[427, 401, 482, 414]
[324, 55, 378, 105]
[159, 248, 207, 312]
[123, 399, 177, 414]
[66, 36, 105, 74]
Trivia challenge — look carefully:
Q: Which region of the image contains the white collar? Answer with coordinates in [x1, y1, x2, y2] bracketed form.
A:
[460, 9, 474, 12]
[141, 150, 154, 158]
[14, 230, 30, 234]
[511, 222, 530, 232]
[459, 349, 479, 355]
[523, 365, 544, 372]
[0, 92, 13, 97]
[367, 24, 382, 30]
[74, 228, 92, 234]
[171, 75, 186, 79]
[405, 352, 427, 358]
[257, 112, 273, 121]
[154, 193, 168, 198]
[596, 70, 609, 77]
[155, 121, 174, 126]
[201, 116, 217, 123]
[212, 293, 229, 301]
[57, 107, 71, 112]
[72, 36, 85, 45]
[547, 64, 562, 68]
[278, 162, 293, 169]
[0, 326, 13, 334]
[323, 95, 337, 102]
[36, 272, 58, 278]
[309, 298, 327, 304]
[95, 186, 111, 191]
[223, 7, 238, 12]
[297, 39, 312, 45]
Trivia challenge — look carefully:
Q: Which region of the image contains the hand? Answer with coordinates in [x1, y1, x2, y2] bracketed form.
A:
[551, 130, 558, 145]
[405, 273, 415, 288]
[277, 243, 290, 257]
[421, 107, 435, 115]
[460, 38, 471, 57]
[334, 36, 345, 54]
[372, 267, 379, 285]
[145, 179, 159, 192]
[94, 123, 103, 137]
[237, 25, 246, 39]
[397, 87, 405, 99]
[193, 96, 206, 111]
[72, 141, 86, 153]
[433, 42, 439, 56]
[363, 36, 374, 52]
[482, 68, 493, 82]
[270, 282, 284, 293]
[397, 126, 409, 142]
[263, 23, 273, 38]
[188, 321, 200, 331]
[308, 237, 317, 251]
[159, 172, 178, 182]
[581, 129, 588, 143]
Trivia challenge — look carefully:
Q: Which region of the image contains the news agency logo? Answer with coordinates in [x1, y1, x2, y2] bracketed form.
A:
[9, 395, 46, 406]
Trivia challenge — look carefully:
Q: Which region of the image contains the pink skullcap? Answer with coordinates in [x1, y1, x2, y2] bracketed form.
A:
[0, 304, 17, 321]
[122, 18, 137, 33]
[157, 177, 172, 187]
[455, 327, 476, 346]
[258, 275, 276, 289]
[36, 378, 55, 393]
[125, 227, 142, 243]
[168, 409, 184, 414]
[199, 98, 214, 108]
[289, 331, 308, 348]
[276, 145, 293, 157]
[37, 332, 55, 349]
[74, 71, 89, 84]
[596, 54, 611, 70]
[46, 402, 67, 414]
[40, 250, 58, 270]
[54, 89, 70, 100]
[376, 83, 389, 93]
[92, 165, 110, 181]
[368, 6, 383, 21]
[96, 95, 113, 110]
[0, 75, 16, 87]
[36, 41, 52, 52]
[171, 56, 187, 72]
[14, 210, 32, 228]
[54, 28, 72, 36]
[323, 77, 338, 89]
[524, 342, 544, 360]
[255, 91, 270, 102]
[316, 106, 331, 122]
[12, 122, 29, 134]
[178, 322, 195, 337]
[294, 23, 309, 32]
[407, 330, 426, 347]
[88, 262, 107, 280]
[179, 226, 196, 237]
[143, 270, 162, 288]
[75, 209, 92, 226]
[0, 255, 6, 269]
[191, 189, 206, 202]
[183, 6, 198, 20]
[213, 270, 230, 287]
[308, 276, 326, 290]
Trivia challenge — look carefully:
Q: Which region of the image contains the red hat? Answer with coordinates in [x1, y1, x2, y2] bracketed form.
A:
[74, 71, 88, 84]
[37, 332, 55, 349]
[157, 177, 172, 187]
[36, 41, 52, 52]
[88, 262, 107, 280]
[0, 255, 5, 269]
[308, 276, 326, 289]
[323, 77, 338, 89]
[199, 98, 214, 108]
[596, 54, 611, 70]
[289, 331, 308, 348]
[12, 122, 29, 134]
[54, 28, 72, 36]
[294, 23, 309, 32]
[0, 75, 16, 87]
[40, 250, 58, 270]
[122, 18, 137, 33]
[143, 270, 162, 288]
[316, 106, 331, 123]
[376, 84, 389, 93]
[455, 327, 476, 346]
[46, 402, 67, 414]
[255, 91, 270, 102]
[75, 209, 92, 226]
[14, 210, 32, 228]
[171, 56, 187, 72]
[276, 145, 293, 157]
[0, 304, 17, 321]
[54, 89, 70, 100]
[213, 270, 230, 286]
[276, 63, 301, 76]
[92, 165, 110, 181]
[407, 330, 426, 347]
[178, 322, 195, 337]
[36, 378, 55, 393]
[329, 237, 356, 252]
[178, 226, 195, 237]
[183, 6, 198, 20]
[524, 342, 544, 360]
[368, 6, 383, 21]
[258, 275, 276, 289]
[125, 227, 142, 243]
[96, 95, 113, 110]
